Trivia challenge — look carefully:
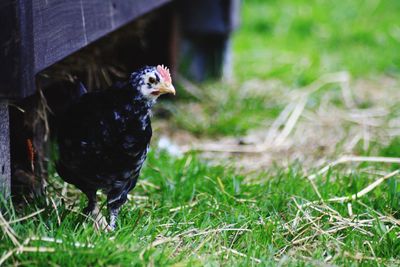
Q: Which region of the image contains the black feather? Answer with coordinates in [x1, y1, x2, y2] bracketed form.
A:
[56, 66, 158, 228]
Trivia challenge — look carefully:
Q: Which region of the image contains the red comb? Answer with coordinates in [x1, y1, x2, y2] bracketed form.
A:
[157, 65, 171, 83]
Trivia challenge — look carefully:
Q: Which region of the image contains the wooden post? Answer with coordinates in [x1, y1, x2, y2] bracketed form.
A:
[0, 101, 11, 198]
[176, 0, 240, 81]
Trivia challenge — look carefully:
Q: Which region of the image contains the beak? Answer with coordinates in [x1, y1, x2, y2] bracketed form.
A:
[158, 82, 176, 95]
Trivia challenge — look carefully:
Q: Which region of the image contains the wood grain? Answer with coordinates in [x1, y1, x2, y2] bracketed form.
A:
[0, 0, 35, 98]
[0, 101, 11, 197]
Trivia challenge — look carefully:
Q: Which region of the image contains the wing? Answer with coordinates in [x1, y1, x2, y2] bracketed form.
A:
[56, 86, 152, 178]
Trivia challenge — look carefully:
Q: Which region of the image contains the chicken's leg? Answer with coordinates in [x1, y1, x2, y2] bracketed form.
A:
[83, 190, 111, 231]
[109, 208, 120, 230]
[83, 190, 97, 214]
[107, 190, 129, 230]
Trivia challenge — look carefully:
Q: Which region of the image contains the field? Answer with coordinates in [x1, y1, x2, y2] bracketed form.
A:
[1, 0, 400, 266]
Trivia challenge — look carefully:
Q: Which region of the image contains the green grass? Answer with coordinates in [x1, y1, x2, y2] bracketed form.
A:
[234, 0, 400, 85]
[2, 151, 400, 266]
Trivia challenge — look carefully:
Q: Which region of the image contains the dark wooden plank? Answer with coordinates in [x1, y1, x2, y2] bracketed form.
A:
[33, 0, 89, 73]
[33, 0, 171, 73]
[0, 101, 11, 197]
[82, 1, 113, 43]
[0, 0, 35, 98]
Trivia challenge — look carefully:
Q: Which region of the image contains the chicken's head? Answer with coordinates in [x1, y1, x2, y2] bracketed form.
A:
[130, 65, 176, 101]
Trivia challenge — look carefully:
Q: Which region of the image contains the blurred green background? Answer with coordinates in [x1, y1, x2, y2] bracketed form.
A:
[235, 0, 400, 84]
[171, 0, 400, 138]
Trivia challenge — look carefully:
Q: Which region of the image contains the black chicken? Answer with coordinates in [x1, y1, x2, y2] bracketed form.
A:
[56, 65, 175, 229]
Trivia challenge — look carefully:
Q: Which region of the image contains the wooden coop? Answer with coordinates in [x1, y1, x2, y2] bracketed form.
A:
[0, 0, 239, 201]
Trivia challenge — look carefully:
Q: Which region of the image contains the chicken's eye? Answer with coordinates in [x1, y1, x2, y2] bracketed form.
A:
[149, 77, 156, 84]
